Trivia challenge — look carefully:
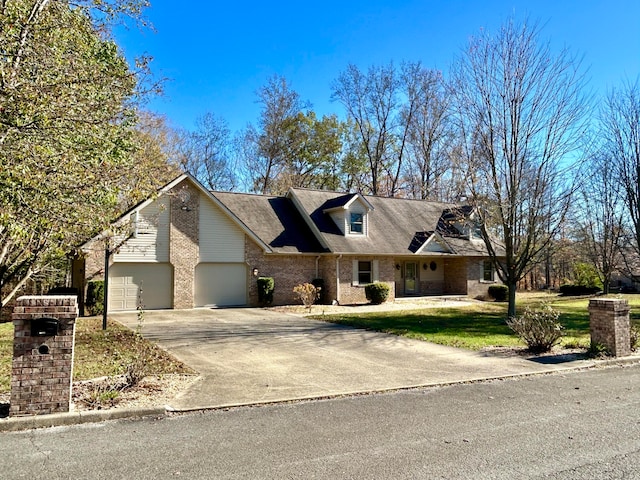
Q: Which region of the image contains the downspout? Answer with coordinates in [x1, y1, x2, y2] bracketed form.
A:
[335, 254, 342, 304]
[315, 255, 321, 279]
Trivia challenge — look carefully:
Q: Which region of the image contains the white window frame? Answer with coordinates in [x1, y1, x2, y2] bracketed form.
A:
[352, 259, 379, 286]
[349, 212, 364, 235]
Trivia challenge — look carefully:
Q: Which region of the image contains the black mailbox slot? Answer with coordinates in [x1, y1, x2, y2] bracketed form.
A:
[31, 317, 59, 337]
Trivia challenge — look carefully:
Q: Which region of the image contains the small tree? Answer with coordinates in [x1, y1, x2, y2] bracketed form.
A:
[293, 283, 318, 312]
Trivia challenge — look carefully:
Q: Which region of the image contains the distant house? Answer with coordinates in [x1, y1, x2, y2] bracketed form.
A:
[73, 173, 502, 312]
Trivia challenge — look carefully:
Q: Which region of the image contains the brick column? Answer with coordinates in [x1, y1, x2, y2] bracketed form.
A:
[589, 298, 631, 357]
[10, 295, 78, 416]
[170, 181, 200, 309]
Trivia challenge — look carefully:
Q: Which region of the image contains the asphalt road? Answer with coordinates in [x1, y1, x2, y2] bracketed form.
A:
[2, 364, 640, 479]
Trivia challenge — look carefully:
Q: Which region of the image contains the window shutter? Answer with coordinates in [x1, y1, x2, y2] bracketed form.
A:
[372, 260, 379, 282]
[352, 259, 359, 285]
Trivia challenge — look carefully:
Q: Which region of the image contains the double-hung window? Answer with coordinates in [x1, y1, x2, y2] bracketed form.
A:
[349, 213, 364, 234]
[483, 260, 494, 281]
[358, 261, 372, 284]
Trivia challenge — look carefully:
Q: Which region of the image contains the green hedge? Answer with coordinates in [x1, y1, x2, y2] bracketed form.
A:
[365, 282, 390, 305]
[257, 277, 274, 306]
[488, 285, 508, 302]
[559, 284, 601, 296]
[86, 280, 104, 316]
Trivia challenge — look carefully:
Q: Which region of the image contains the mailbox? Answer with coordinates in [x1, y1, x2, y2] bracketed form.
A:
[31, 317, 59, 337]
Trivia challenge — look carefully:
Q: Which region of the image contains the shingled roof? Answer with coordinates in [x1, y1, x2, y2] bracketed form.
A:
[287, 188, 492, 256]
[212, 187, 495, 257]
[212, 191, 326, 254]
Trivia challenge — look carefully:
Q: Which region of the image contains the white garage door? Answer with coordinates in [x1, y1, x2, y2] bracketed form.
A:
[195, 263, 247, 307]
[109, 263, 173, 311]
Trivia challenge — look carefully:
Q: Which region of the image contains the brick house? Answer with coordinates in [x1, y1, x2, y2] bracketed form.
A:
[73, 173, 502, 312]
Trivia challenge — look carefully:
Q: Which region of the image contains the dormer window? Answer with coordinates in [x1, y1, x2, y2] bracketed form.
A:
[322, 192, 373, 237]
[350, 213, 364, 234]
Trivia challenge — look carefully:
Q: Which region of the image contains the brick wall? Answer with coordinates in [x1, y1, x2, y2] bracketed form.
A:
[10, 296, 78, 416]
[336, 256, 396, 305]
[169, 180, 200, 309]
[589, 298, 631, 357]
[245, 239, 322, 306]
[466, 258, 495, 298]
[443, 258, 468, 295]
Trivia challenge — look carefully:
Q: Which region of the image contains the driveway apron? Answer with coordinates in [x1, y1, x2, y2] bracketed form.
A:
[111, 308, 594, 410]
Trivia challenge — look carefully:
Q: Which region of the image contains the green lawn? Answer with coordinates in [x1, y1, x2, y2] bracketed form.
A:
[0, 322, 11, 393]
[311, 294, 640, 351]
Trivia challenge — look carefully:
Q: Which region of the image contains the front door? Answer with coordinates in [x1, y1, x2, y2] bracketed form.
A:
[404, 262, 418, 295]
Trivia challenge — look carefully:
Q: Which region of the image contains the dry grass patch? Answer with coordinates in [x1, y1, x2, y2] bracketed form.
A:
[0, 317, 195, 397]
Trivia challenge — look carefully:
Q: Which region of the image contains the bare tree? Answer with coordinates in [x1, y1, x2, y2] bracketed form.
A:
[403, 69, 454, 200]
[178, 112, 237, 191]
[578, 151, 625, 294]
[251, 75, 309, 194]
[331, 63, 401, 196]
[602, 79, 640, 259]
[450, 18, 588, 318]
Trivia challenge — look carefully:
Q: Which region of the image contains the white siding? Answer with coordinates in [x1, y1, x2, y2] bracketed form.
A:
[113, 197, 170, 262]
[424, 237, 449, 253]
[199, 195, 245, 262]
[329, 210, 346, 235]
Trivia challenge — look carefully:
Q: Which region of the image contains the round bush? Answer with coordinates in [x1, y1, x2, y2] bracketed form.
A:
[488, 285, 508, 302]
[364, 282, 390, 305]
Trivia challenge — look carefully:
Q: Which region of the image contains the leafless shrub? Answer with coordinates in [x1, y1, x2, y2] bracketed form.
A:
[507, 303, 564, 353]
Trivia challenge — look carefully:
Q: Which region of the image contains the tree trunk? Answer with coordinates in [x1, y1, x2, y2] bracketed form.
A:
[507, 282, 517, 320]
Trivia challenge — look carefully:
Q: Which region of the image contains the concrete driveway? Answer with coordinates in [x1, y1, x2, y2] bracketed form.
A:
[111, 308, 595, 410]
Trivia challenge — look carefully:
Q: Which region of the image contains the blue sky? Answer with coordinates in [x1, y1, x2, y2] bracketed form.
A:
[114, 0, 640, 133]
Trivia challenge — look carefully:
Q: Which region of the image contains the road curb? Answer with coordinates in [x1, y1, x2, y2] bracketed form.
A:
[0, 406, 166, 432]
[3, 357, 640, 432]
[164, 357, 640, 413]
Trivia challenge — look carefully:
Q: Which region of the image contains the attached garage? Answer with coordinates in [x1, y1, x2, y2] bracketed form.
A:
[195, 263, 247, 307]
[109, 263, 173, 311]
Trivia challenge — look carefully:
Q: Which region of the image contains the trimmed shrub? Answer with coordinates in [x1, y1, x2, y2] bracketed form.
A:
[488, 285, 508, 302]
[311, 278, 325, 304]
[559, 284, 601, 296]
[47, 286, 79, 296]
[86, 280, 104, 316]
[257, 277, 274, 306]
[506, 303, 563, 353]
[365, 282, 390, 305]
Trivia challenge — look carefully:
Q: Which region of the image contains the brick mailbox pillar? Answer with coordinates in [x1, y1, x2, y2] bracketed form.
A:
[588, 298, 631, 357]
[10, 295, 78, 416]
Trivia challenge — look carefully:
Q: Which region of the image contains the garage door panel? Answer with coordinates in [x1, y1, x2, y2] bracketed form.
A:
[109, 263, 173, 311]
[195, 263, 247, 307]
